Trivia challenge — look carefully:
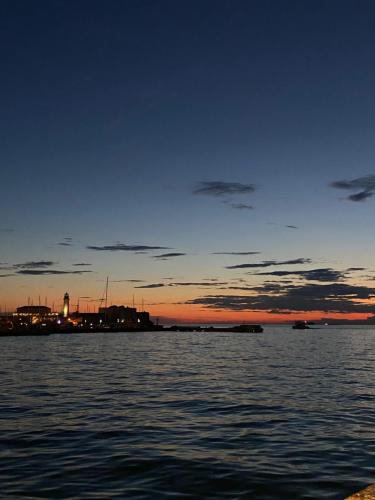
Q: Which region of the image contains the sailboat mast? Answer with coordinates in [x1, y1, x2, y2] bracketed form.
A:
[105, 276, 109, 310]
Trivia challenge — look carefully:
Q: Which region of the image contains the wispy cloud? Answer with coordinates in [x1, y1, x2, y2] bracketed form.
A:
[193, 181, 256, 197]
[58, 237, 73, 246]
[112, 279, 145, 283]
[267, 222, 299, 230]
[170, 281, 228, 287]
[73, 263, 92, 266]
[213, 251, 261, 256]
[152, 252, 186, 260]
[17, 270, 92, 276]
[228, 203, 254, 210]
[87, 243, 170, 252]
[226, 258, 311, 269]
[134, 283, 165, 288]
[134, 281, 229, 288]
[330, 175, 375, 202]
[14, 261, 56, 269]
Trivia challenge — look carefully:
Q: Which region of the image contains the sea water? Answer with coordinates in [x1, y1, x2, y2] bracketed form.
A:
[0, 326, 374, 499]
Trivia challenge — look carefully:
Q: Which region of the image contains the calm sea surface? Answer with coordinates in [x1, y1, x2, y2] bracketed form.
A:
[0, 326, 374, 499]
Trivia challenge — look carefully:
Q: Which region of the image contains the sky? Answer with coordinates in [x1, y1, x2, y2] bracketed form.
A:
[1, 0, 375, 323]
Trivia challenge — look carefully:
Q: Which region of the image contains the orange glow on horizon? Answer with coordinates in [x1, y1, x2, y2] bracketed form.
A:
[146, 303, 375, 324]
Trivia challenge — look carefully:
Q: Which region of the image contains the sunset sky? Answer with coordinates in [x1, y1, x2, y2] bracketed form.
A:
[1, 0, 375, 323]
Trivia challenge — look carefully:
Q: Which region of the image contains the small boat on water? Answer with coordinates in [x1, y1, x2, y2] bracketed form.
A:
[292, 321, 310, 330]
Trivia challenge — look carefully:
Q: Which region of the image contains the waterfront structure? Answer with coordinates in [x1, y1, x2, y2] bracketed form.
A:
[63, 292, 70, 318]
[12, 305, 56, 328]
[1, 293, 156, 334]
[137, 311, 154, 329]
[73, 312, 104, 328]
[16, 306, 51, 315]
[70, 306, 155, 330]
[99, 305, 138, 327]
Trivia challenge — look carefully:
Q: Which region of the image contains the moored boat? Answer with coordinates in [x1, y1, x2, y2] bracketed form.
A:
[292, 321, 310, 330]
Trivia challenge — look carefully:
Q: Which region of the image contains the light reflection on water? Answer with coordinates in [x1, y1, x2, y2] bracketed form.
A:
[0, 326, 374, 499]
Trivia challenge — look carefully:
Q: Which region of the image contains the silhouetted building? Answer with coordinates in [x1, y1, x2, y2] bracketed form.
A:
[76, 312, 104, 328]
[99, 305, 138, 327]
[16, 306, 51, 315]
[137, 311, 153, 329]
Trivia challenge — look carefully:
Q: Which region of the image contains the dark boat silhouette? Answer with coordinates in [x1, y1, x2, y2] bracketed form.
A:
[292, 321, 310, 330]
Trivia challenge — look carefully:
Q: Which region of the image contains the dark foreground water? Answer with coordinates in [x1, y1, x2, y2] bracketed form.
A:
[0, 326, 374, 499]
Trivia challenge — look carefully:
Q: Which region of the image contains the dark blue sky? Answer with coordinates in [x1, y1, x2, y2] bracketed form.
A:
[1, 1, 375, 319]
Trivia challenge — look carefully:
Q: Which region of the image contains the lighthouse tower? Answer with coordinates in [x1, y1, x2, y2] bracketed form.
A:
[63, 292, 70, 318]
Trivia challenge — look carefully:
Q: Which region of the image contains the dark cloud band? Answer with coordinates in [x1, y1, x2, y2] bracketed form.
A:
[187, 282, 375, 314]
[152, 253, 186, 259]
[331, 175, 375, 202]
[256, 268, 345, 282]
[213, 251, 261, 255]
[87, 244, 170, 252]
[135, 283, 165, 288]
[226, 258, 311, 269]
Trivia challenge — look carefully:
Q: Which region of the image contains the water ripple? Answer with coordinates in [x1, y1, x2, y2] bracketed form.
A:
[0, 327, 374, 498]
